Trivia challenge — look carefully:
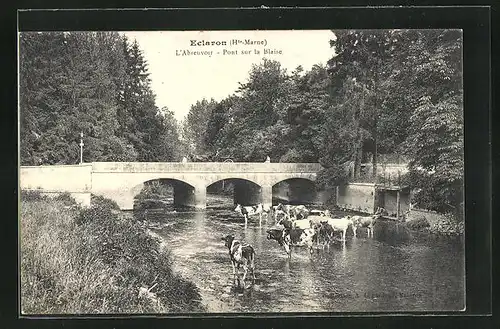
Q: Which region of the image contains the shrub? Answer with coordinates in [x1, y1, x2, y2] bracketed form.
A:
[54, 192, 78, 207]
[430, 213, 465, 236]
[91, 194, 120, 210]
[76, 202, 116, 226]
[406, 216, 430, 230]
[21, 195, 204, 314]
[20, 190, 47, 202]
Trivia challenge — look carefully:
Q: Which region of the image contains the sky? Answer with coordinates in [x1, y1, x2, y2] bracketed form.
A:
[121, 30, 336, 122]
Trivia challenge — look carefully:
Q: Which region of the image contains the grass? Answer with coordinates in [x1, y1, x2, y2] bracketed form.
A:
[20, 191, 204, 314]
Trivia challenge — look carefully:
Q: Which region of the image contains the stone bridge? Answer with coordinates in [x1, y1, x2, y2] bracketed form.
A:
[20, 162, 325, 210]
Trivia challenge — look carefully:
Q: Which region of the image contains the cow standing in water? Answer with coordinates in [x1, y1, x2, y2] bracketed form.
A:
[275, 203, 309, 220]
[266, 227, 316, 258]
[351, 213, 382, 237]
[221, 235, 256, 288]
[234, 203, 269, 228]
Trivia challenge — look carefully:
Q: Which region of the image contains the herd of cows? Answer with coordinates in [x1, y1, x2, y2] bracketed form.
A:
[226, 203, 386, 288]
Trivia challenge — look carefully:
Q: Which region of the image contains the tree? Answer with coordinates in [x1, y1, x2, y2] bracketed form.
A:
[20, 32, 68, 165]
[280, 64, 332, 162]
[19, 32, 180, 165]
[203, 97, 234, 159]
[19, 32, 137, 164]
[327, 30, 396, 178]
[212, 59, 293, 162]
[182, 98, 218, 157]
[397, 30, 463, 215]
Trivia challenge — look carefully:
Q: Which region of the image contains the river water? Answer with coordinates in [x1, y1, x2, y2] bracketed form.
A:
[144, 197, 465, 313]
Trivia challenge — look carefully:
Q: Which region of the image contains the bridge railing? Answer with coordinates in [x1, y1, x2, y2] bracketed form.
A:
[91, 162, 323, 173]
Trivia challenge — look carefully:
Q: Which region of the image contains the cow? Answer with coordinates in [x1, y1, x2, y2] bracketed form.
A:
[234, 203, 269, 227]
[275, 203, 310, 220]
[221, 234, 256, 288]
[292, 218, 312, 230]
[290, 205, 309, 220]
[276, 215, 294, 230]
[351, 213, 381, 238]
[309, 209, 331, 217]
[275, 203, 291, 219]
[316, 221, 335, 248]
[273, 209, 288, 224]
[266, 227, 316, 258]
[321, 216, 356, 242]
[308, 212, 338, 227]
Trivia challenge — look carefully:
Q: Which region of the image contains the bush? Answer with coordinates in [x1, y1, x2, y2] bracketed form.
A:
[91, 194, 120, 210]
[20, 190, 47, 202]
[406, 216, 430, 230]
[429, 213, 464, 236]
[21, 196, 204, 314]
[54, 192, 78, 207]
[76, 202, 117, 226]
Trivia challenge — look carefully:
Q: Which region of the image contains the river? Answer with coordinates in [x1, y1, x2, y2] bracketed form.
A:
[143, 196, 465, 313]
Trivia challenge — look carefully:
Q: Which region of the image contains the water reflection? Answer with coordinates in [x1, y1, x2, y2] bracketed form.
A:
[143, 207, 464, 313]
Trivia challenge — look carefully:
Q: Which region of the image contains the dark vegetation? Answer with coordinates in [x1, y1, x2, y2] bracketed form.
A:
[20, 32, 183, 165]
[20, 190, 204, 313]
[406, 216, 431, 231]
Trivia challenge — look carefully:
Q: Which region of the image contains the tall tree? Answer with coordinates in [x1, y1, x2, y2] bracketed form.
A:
[214, 59, 292, 162]
[280, 64, 332, 162]
[327, 30, 394, 178]
[20, 32, 137, 164]
[396, 30, 464, 215]
[20, 32, 68, 165]
[182, 98, 218, 157]
[19, 32, 181, 165]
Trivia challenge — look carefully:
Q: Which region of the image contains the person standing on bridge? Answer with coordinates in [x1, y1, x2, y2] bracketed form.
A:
[182, 157, 188, 163]
[265, 156, 270, 163]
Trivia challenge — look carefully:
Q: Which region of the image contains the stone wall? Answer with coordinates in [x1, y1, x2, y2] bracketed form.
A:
[337, 183, 376, 214]
[379, 189, 411, 217]
[20, 164, 93, 193]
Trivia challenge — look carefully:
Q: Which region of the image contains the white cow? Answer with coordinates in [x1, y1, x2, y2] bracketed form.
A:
[322, 216, 356, 242]
[351, 214, 381, 237]
[292, 218, 312, 230]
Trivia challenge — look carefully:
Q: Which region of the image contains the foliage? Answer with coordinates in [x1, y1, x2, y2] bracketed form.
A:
[406, 216, 431, 230]
[397, 30, 464, 215]
[20, 190, 47, 202]
[19, 32, 181, 165]
[317, 29, 463, 218]
[54, 192, 78, 207]
[21, 197, 204, 313]
[429, 213, 464, 236]
[91, 194, 121, 210]
[182, 98, 218, 157]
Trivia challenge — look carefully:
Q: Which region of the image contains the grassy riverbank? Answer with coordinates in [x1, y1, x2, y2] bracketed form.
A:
[20, 191, 205, 314]
[405, 210, 464, 236]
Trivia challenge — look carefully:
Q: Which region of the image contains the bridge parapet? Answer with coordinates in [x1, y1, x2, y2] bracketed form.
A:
[91, 162, 323, 173]
[20, 164, 93, 192]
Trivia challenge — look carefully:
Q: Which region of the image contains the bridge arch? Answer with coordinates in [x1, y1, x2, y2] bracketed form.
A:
[272, 178, 318, 205]
[204, 176, 261, 189]
[206, 177, 263, 207]
[132, 178, 198, 210]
